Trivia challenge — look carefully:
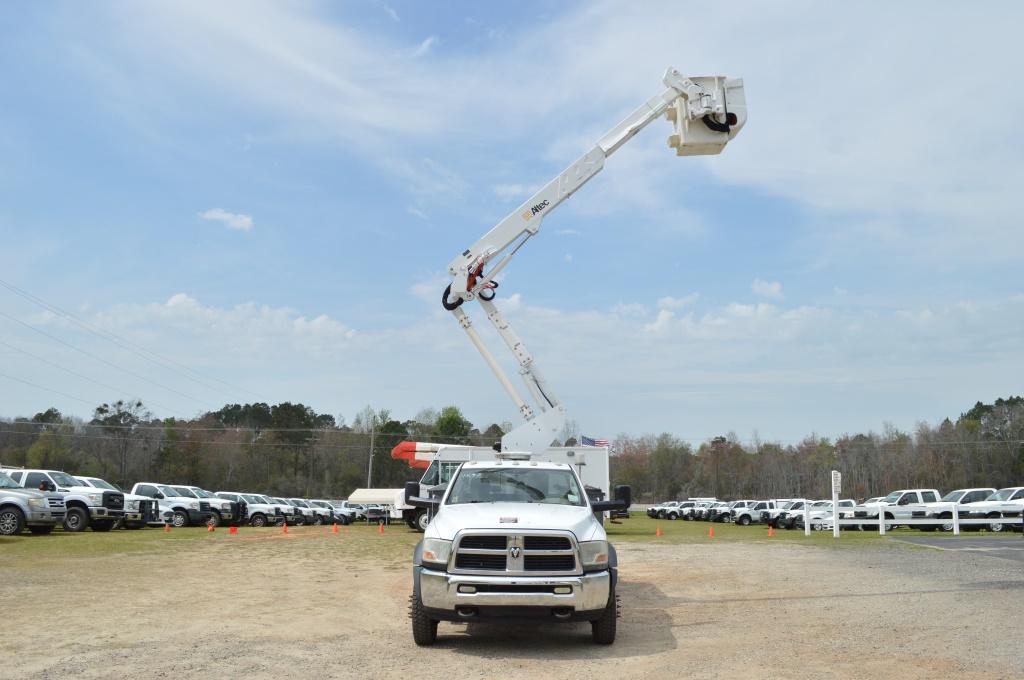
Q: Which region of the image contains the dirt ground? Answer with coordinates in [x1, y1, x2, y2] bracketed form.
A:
[2, 526, 1022, 680]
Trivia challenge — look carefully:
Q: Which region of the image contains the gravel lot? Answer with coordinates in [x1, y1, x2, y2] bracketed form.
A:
[2, 526, 1021, 679]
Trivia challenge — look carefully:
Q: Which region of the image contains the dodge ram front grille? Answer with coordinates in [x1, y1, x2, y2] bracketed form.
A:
[460, 535, 507, 550]
[523, 536, 570, 550]
[455, 554, 507, 570]
[524, 555, 576, 571]
[451, 531, 580, 576]
[199, 501, 211, 512]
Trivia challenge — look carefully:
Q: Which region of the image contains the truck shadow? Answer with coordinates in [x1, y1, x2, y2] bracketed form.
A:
[442, 580, 685, 660]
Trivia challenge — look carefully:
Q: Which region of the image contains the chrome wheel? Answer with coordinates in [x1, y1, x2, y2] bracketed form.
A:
[0, 509, 22, 535]
[172, 511, 188, 528]
[250, 514, 267, 527]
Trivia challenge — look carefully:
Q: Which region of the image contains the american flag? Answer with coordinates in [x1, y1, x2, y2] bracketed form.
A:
[581, 435, 610, 447]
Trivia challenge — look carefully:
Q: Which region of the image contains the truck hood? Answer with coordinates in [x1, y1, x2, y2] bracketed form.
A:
[431, 502, 602, 542]
[965, 500, 1023, 512]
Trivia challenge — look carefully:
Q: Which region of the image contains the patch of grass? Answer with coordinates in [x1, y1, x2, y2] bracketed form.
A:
[606, 513, 919, 548]
[0, 522, 424, 570]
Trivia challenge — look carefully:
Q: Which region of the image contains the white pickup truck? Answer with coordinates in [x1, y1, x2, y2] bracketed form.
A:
[130, 483, 212, 527]
[961, 487, 1024, 532]
[851, 489, 941, 528]
[906, 487, 996, 531]
[75, 476, 163, 528]
[10, 468, 125, 532]
[408, 457, 630, 645]
[216, 492, 282, 527]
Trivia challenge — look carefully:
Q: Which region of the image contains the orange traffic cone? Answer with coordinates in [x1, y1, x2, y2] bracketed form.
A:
[377, 521, 385, 535]
[163, 523, 171, 533]
[332, 523, 339, 534]
[767, 526, 774, 537]
[655, 526, 663, 537]
[207, 523, 215, 532]
[228, 526, 238, 535]
[282, 523, 289, 534]
[708, 526, 714, 538]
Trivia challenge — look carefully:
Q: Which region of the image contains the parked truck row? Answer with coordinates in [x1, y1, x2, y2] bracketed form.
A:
[0, 464, 384, 535]
[647, 486, 1024, 532]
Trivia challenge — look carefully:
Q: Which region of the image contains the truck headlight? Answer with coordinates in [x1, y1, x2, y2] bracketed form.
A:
[421, 538, 452, 567]
[128, 500, 140, 511]
[88, 493, 101, 503]
[28, 497, 46, 509]
[579, 541, 609, 571]
[189, 502, 199, 510]
[221, 503, 231, 511]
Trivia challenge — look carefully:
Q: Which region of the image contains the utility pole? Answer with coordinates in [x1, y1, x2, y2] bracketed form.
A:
[366, 417, 376, 487]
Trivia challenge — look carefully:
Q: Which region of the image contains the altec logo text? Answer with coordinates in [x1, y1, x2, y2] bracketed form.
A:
[521, 200, 550, 221]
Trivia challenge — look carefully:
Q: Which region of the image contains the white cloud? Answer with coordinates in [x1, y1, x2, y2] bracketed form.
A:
[554, 228, 581, 236]
[407, 206, 429, 220]
[198, 208, 253, 232]
[563, 253, 572, 263]
[382, 4, 399, 22]
[752, 279, 783, 299]
[657, 294, 698, 310]
[411, 36, 438, 58]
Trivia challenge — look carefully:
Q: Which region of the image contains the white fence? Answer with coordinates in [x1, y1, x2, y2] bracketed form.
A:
[797, 503, 1024, 537]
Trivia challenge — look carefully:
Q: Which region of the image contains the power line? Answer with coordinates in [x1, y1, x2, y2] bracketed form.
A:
[0, 372, 100, 408]
[0, 309, 216, 410]
[0, 277, 264, 403]
[0, 339, 187, 417]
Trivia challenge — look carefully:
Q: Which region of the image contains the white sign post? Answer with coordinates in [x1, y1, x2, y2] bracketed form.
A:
[830, 470, 841, 538]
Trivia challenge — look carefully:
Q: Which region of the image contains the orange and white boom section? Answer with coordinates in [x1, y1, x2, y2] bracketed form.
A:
[439, 68, 746, 454]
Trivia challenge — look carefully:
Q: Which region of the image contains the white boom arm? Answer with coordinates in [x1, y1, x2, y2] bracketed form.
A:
[440, 67, 746, 453]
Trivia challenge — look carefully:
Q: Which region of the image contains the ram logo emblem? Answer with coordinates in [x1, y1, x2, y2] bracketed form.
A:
[509, 546, 521, 558]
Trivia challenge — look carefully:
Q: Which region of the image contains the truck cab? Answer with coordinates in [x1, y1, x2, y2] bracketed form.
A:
[409, 457, 629, 646]
[10, 468, 124, 532]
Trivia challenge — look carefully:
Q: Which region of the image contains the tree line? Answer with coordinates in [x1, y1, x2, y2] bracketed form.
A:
[0, 397, 1021, 502]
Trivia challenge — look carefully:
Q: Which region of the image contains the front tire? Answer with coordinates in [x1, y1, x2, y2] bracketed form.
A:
[208, 512, 222, 528]
[64, 507, 89, 532]
[171, 510, 189, 528]
[250, 513, 268, 527]
[415, 510, 430, 532]
[737, 515, 751, 526]
[314, 515, 324, 526]
[409, 594, 438, 646]
[0, 507, 26, 535]
[987, 515, 1004, 532]
[591, 590, 619, 644]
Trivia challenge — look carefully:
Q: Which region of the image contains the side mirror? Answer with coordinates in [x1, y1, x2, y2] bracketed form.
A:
[591, 485, 632, 512]
[614, 485, 632, 509]
[154, 492, 165, 499]
[404, 481, 420, 506]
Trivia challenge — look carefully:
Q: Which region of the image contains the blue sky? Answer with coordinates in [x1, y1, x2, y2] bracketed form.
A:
[1, 1, 1022, 443]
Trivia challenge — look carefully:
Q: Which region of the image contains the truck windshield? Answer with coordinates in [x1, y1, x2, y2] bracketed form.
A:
[0, 472, 20, 489]
[882, 492, 902, 503]
[987, 489, 1016, 501]
[446, 467, 585, 507]
[173, 487, 198, 498]
[51, 471, 80, 487]
[940, 491, 964, 502]
[191, 488, 216, 498]
[84, 478, 118, 491]
[242, 495, 264, 504]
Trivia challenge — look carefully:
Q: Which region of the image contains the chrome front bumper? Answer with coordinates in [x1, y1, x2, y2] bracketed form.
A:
[419, 567, 610, 613]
